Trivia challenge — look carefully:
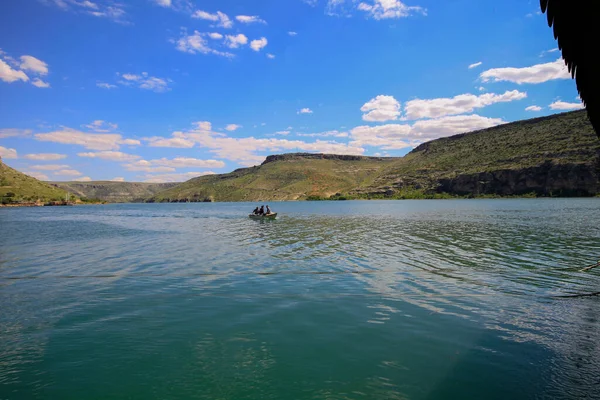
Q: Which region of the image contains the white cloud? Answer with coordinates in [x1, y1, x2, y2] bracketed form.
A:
[145, 132, 195, 148]
[525, 105, 542, 112]
[350, 124, 414, 149]
[208, 32, 223, 39]
[97, 82, 117, 89]
[20, 56, 48, 75]
[274, 131, 290, 135]
[0, 52, 50, 87]
[23, 153, 67, 161]
[54, 169, 82, 177]
[32, 78, 51, 88]
[0, 128, 32, 138]
[225, 34, 248, 49]
[143, 171, 216, 183]
[266, 53, 275, 59]
[35, 128, 139, 151]
[0, 146, 18, 159]
[192, 10, 233, 28]
[410, 114, 504, 138]
[298, 108, 313, 114]
[297, 130, 349, 138]
[225, 124, 242, 131]
[480, 58, 570, 84]
[124, 160, 176, 173]
[468, 61, 482, 69]
[250, 37, 268, 51]
[121, 139, 141, 146]
[154, 0, 171, 7]
[116, 73, 171, 92]
[24, 171, 49, 180]
[184, 124, 363, 166]
[288, 31, 298, 36]
[111, 177, 125, 182]
[77, 151, 141, 161]
[149, 157, 226, 169]
[356, 0, 426, 20]
[350, 114, 504, 149]
[139, 77, 170, 92]
[84, 120, 118, 132]
[361, 95, 401, 121]
[404, 90, 527, 120]
[175, 31, 234, 57]
[194, 121, 212, 131]
[31, 164, 70, 171]
[74, 176, 92, 182]
[236, 15, 266, 24]
[540, 48, 559, 57]
[0, 58, 29, 83]
[43, 0, 128, 23]
[478, 87, 485, 91]
[549, 101, 584, 110]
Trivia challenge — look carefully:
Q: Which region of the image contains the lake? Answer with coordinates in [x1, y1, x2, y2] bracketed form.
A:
[1, 200, 599, 400]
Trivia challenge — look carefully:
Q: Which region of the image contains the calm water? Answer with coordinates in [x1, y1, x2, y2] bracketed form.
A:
[1, 200, 600, 400]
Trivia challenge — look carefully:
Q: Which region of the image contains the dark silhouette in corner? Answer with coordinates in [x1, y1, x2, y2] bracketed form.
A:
[541, 0, 599, 137]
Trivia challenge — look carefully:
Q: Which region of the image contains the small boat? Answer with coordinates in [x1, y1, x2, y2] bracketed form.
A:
[248, 213, 278, 220]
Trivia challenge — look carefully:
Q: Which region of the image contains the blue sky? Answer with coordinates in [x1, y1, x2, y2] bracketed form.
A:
[0, 0, 584, 182]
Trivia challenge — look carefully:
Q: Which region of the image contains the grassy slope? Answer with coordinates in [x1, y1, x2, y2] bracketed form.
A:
[150, 157, 398, 202]
[152, 110, 599, 202]
[361, 110, 599, 192]
[0, 160, 69, 202]
[50, 181, 179, 202]
[388, 110, 597, 176]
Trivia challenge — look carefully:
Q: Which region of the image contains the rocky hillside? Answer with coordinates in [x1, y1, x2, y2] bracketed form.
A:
[49, 181, 179, 202]
[150, 110, 599, 202]
[148, 156, 398, 202]
[360, 110, 599, 197]
[1, 158, 69, 203]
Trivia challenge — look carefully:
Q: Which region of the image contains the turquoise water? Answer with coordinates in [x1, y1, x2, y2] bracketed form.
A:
[1, 200, 599, 400]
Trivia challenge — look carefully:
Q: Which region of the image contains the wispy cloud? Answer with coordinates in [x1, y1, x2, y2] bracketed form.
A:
[404, 90, 527, 120]
[192, 10, 233, 28]
[77, 151, 141, 161]
[297, 108, 313, 114]
[24, 153, 67, 160]
[549, 101, 584, 110]
[468, 61, 482, 69]
[116, 72, 172, 92]
[525, 105, 542, 112]
[35, 128, 140, 151]
[41, 0, 128, 24]
[0, 146, 18, 159]
[480, 58, 570, 84]
[236, 15, 266, 24]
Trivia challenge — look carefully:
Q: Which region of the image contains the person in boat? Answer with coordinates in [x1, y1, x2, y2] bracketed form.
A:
[252, 206, 260, 215]
[259, 205, 265, 215]
[266, 205, 272, 215]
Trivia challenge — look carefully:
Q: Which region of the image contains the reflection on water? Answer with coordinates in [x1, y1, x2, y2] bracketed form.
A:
[1, 200, 599, 399]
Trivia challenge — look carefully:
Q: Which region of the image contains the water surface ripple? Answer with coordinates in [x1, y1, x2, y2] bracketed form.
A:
[1, 200, 599, 399]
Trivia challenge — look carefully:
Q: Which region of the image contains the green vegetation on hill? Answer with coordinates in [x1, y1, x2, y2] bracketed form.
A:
[0, 159, 69, 203]
[3, 111, 598, 204]
[150, 110, 599, 202]
[50, 181, 179, 203]
[358, 110, 600, 196]
[149, 155, 398, 202]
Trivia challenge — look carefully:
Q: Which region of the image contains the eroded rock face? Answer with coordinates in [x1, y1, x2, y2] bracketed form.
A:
[262, 153, 392, 165]
[437, 162, 600, 196]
